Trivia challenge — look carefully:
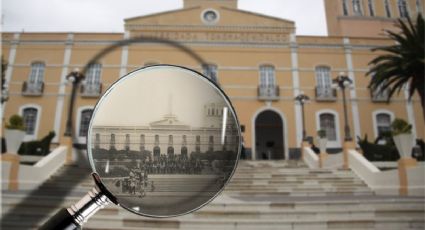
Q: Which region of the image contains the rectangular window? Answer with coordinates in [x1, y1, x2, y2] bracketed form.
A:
[79, 109, 93, 137]
[385, 0, 392, 17]
[125, 134, 130, 150]
[202, 64, 218, 83]
[259, 65, 275, 87]
[398, 0, 409, 18]
[110, 134, 115, 149]
[95, 133, 100, 149]
[342, 0, 349, 15]
[352, 0, 363, 15]
[368, 0, 375, 16]
[83, 63, 102, 95]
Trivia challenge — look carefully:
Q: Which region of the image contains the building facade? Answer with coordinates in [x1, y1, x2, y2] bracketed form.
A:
[2, 0, 424, 160]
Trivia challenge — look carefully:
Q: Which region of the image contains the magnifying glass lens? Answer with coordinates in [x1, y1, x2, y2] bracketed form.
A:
[88, 65, 241, 217]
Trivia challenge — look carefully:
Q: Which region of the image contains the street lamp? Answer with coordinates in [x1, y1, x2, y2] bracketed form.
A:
[64, 69, 85, 137]
[332, 72, 353, 141]
[294, 92, 310, 141]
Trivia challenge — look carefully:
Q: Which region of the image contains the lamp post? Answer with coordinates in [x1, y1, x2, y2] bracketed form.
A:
[294, 92, 310, 141]
[64, 69, 85, 164]
[332, 72, 353, 141]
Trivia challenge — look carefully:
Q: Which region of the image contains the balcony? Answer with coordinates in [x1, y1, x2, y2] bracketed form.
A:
[315, 86, 337, 102]
[22, 81, 44, 96]
[80, 83, 102, 98]
[371, 88, 390, 102]
[257, 85, 279, 101]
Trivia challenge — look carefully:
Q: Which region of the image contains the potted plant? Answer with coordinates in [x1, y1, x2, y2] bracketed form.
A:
[391, 118, 413, 158]
[317, 129, 327, 154]
[4, 114, 26, 154]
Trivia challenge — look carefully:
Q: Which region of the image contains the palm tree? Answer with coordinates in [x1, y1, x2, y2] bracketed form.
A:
[367, 13, 424, 121]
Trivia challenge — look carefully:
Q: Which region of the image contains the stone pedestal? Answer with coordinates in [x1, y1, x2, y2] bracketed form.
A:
[398, 157, 418, 196]
[343, 141, 355, 170]
[319, 152, 328, 168]
[1, 153, 21, 191]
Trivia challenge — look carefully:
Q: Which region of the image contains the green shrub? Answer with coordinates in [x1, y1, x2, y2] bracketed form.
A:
[317, 129, 326, 138]
[391, 118, 412, 136]
[6, 114, 25, 130]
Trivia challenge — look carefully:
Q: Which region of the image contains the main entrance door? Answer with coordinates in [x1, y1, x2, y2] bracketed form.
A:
[255, 110, 284, 160]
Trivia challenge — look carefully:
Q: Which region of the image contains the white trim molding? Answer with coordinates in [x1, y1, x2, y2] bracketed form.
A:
[53, 33, 74, 143]
[251, 106, 289, 160]
[315, 109, 342, 148]
[372, 109, 395, 139]
[19, 104, 42, 141]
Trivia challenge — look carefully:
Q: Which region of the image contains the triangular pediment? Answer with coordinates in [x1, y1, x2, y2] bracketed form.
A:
[125, 6, 294, 31]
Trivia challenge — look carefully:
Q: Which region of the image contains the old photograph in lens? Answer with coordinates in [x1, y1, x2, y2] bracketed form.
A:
[88, 66, 240, 216]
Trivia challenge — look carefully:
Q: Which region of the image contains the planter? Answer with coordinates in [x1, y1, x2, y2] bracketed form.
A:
[393, 133, 414, 158]
[317, 137, 328, 154]
[4, 129, 26, 154]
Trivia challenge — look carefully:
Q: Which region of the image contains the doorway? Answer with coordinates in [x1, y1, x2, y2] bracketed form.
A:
[255, 110, 284, 160]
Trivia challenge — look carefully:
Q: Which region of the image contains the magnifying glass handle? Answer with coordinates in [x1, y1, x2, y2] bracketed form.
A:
[39, 208, 80, 230]
[39, 186, 110, 230]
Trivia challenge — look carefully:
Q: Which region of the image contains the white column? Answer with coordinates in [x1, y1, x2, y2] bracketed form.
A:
[404, 88, 417, 141]
[290, 34, 303, 148]
[52, 33, 74, 143]
[2, 33, 20, 116]
[343, 38, 361, 143]
[119, 31, 130, 77]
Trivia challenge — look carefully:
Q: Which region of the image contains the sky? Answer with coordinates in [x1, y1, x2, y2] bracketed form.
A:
[93, 66, 226, 127]
[1, 0, 327, 36]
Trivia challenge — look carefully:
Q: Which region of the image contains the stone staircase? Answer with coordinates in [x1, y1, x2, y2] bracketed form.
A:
[1, 160, 424, 229]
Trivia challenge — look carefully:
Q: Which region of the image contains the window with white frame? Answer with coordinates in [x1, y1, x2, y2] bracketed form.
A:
[27, 62, 45, 92]
[202, 64, 218, 83]
[376, 113, 392, 136]
[352, 0, 363, 15]
[384, 0, 392, 17]
[398, 0, 410, 18]
[315, 66, 333, 97]
[319, 113, 337, 141]
[79, 109, 93, 137]
[259, 65, 275, 87]
[22, 107, 38, 135]
[342, 0, 349, 15]
[368, 0, 375, 16]
[84, 63, 102, 94]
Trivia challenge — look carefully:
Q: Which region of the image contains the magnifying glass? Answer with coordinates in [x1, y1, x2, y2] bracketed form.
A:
[40, 65, 241, 229]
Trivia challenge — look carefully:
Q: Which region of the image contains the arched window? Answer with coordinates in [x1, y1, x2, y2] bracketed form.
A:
[125, 134, 130, 151]
[376, 113, 392, 137]
[319, 113, 337, 141]
[352, 0, 363, 15]
[259, 65, 275, 87]
[79, 109, 93, 137]
[153, 146, 161, 157]
[368, 0, 375, 16]
[110, 134, 116, 150]
[342, 0, 349, 15]
[84, 63, 102, 95]
[202, 64, 218, 83]
[398, 0, 409, 18]
[181, 146, 188, 157]
[167, 146, 174, 155]
[384, 0, 392, 17]
[22, 107, 38, 135]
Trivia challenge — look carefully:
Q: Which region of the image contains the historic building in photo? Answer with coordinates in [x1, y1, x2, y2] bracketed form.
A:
[2, 0, 424, 160]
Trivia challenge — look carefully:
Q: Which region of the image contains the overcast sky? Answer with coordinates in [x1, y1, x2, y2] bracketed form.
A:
[1, 0, 327, 36]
